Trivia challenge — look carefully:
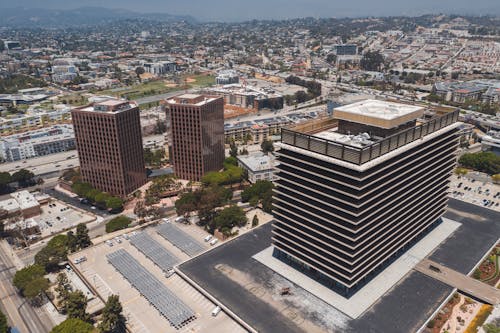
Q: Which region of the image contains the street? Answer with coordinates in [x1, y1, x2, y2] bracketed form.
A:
[0, 241, 52, 333]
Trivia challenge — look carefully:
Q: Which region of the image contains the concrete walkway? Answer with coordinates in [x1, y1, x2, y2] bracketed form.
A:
[415, 259, 500, 305]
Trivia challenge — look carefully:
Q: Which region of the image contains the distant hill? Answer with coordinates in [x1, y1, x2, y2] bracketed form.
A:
[0, 7, 196, 27]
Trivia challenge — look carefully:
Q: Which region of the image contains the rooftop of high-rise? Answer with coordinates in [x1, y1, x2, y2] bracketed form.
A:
[165, 93, 220, 106]
[73, 98, 137, 113]
[279, 100, 460, 167]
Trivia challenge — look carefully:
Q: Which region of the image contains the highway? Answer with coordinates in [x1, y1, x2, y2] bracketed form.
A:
[0, 241, 52, 333]
[0, 134, 166, 177]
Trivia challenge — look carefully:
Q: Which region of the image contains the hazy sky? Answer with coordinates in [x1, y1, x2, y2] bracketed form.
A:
[1, 0, 499, 21]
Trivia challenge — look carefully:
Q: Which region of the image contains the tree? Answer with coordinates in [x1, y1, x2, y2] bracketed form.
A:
[0, 172, 12, 192]
[261, 140, 274, 154]
[241, 180, 274, 213]
[105, 216, 131, 233]
[34, 234, 68, 272]
[135, 67, 145, 81]
[459, 152, 500, 175]
[0, 310, 8, 333]
[55, 272, 72, 306]
[76, 223, 92, 249]
[51, 318, 93, 333]
[11, 169, 35, 187]
[64, 291, 89, 321]
[71, 182, 93, 198]
[106, 197, 123, 212]
[98, 295, 126, 333]
[214, 205, 248, 235]
[85, 189, 101, 202]
[229, 140, 238, 158]
[67, 231, 78, 253]
[360, 51, 384, 71]
[252, 215, 259, 227]
[175, 192, 198, 217]
[13, 264, 48, 302]
[95, 192, 112, 207]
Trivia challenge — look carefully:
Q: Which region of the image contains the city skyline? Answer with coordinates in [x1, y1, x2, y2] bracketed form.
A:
[1, 0, 499, 22]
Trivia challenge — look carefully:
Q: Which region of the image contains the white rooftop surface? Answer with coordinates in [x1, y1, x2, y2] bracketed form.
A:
[237, 153, 275, 172]
[253, 217, 461, 319]
[334, 99, 424, 120]
[0, 198, 20, 213]
[167, 94, 218, 106]
[10, 190, 39, 210]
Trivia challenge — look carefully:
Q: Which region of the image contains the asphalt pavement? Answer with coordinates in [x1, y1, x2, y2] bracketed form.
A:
[0, 242, 52, 333]
[179, 199, 500, 333]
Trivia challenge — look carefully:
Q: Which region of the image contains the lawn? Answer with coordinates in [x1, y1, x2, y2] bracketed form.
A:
[97, 74, 215, 101]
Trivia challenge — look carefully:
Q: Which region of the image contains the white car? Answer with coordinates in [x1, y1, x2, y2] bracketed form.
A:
[204, 235, 213, 242]
[210, 239, 218, 246]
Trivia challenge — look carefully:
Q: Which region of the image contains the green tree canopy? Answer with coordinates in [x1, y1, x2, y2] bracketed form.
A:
[76, 223, 92, 249]
[0, 310, 8, 333]
[50, 318, 93, 333]
[11, 169, 35, 186]
[105, 197, 123, 211]
[71, 182, 93, 198]
[260, 140, 274, 154]
[459, 152, 500, 175]
[13, 264, 48, 299]
[252, 214, 259, 227]
[105, 216, 131, 233]
[360, 51, 385, 71]
[214, 205, 248, 235]
[64, 291, 89, 321]
[34, 234, 68, 272]
[98, 295, 126, 333]
[0, 172, 12, 187]
[241, 180, 274, 213]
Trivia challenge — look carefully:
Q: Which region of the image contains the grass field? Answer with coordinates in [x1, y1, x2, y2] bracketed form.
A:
[98, 74, 215, 101]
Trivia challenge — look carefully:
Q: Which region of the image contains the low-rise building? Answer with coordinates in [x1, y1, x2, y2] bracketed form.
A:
[237, 152, 277, 183]
[482, 130, 500, 155]
[216, 70, 240, 85]
[0, 190, 41, 218]
[0, 124, 75, 161]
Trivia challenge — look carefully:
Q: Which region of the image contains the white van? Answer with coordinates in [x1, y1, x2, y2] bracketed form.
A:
[211, 306, 221, 317]
[204, 235, 213, 242]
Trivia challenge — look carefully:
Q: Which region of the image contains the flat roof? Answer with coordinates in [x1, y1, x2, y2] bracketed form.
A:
[166, 94, 219, 106]
[0, 198, 20, 213]
[333, 99, 424, 129]
[10, 190, 39, 210]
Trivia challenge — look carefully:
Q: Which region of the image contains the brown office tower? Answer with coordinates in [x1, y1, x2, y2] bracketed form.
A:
[165, 94, 224, 181]
[71, 99, 146, 197]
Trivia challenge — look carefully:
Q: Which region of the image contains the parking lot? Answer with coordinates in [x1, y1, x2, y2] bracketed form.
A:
[69, 224, 245, 333]
[33, 200, 96, 237]
[449, 174, 500, 212]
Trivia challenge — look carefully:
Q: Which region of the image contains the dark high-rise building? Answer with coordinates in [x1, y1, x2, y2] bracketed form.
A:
[165, 94, 224, 181]
[272, 99, 460, 297]
[71, 99, 146, 197]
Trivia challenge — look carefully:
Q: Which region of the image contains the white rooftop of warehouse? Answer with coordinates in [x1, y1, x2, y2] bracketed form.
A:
[10, 191, 39, 210]
[334, 99, 424, 121]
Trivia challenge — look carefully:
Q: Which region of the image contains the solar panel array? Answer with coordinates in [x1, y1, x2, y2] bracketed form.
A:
[107, 249, 196, 329]
[156, 223, 205, 257]
[130, 232, 179, 272]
